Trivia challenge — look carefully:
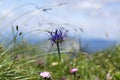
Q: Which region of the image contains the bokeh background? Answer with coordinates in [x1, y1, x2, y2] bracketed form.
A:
[0, 0, 120, 52]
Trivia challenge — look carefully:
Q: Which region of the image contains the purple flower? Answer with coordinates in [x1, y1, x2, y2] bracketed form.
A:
[70, 68, 78, 74]
[40, 71, 51, 79]
[47, 27, 68, 46]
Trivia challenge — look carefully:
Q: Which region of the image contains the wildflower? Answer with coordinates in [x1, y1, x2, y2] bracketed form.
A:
[61, 78, 66, 80]
[40, 71, 51, 79]
[47, 27, 68, 46]
[106, 71, 112, 80]
[96, 77, 99, 80]
[36, 58, 45, 67]
[47, 27, 68, 78]
[70, 68, 79, 80]
[51, 62, 58, 66]
[70, 68, 78, 74]
[15, 54, 21, 61]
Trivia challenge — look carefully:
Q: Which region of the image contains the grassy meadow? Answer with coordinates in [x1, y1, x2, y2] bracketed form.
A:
[0, 31, 120, 80]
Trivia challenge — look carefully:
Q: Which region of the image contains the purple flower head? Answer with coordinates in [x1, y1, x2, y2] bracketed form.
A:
[40, 71, 51, 79]
[47, 27, 68, 46]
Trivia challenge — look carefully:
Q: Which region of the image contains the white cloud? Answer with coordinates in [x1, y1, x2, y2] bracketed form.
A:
[74, 1, 102, 10]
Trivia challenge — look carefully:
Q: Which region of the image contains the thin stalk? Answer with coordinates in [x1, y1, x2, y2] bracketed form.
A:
[56, 42, 62, 79]
[72, 72, 77, 80]
[56, 43, 61, 62]
[3, 30, 18, 77]
[3, 42, 18, 77]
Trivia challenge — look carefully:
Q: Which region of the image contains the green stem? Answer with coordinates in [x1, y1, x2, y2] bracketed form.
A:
[56, 42, 62, 79]
[56, 43, 61, 62]
[73, 73, 77, 80]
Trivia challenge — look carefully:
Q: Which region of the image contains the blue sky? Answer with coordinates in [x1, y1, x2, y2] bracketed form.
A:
[0, 0, 120, 40]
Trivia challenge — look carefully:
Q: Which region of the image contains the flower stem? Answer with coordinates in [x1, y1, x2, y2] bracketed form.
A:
[56, 43, 61, 62]
[73, 73, 77, 80]
[56, 42, 62, 78]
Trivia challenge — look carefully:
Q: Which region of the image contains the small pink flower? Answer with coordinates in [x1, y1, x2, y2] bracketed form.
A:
[40, 71, 51, 78]
[70, 68, 78, 74]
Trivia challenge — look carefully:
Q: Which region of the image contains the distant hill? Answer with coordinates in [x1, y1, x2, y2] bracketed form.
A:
[81, 39, 116, 53]
[0, 35, 117, 53]
[26, 37, 117, 53]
